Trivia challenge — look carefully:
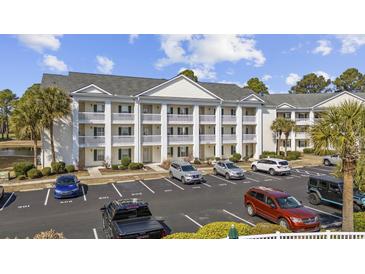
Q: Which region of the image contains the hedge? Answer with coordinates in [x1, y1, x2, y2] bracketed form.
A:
[13, 162, 35, 177]
[163, 232, 200, 239]
[51, 161, 66, 174]
[121, 156, 131, 168]
[260, 151, 300, 160]
[111, 164, 119, 170]
[128, 162, 144, 170]
[118, 165, 128, 170]
[303, 148, 315, 154]
[41, 167, 52, 176]
[248, 223, 291, 235]
[193, 158, 201, 165]
[354, 212, 365, 232]
[65, 164, 75, 173]
[229, 153, 241, 163]
[27, 168, 43, 179]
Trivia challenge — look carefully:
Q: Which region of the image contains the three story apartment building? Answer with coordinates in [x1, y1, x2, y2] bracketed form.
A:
[40, 72, 365, 168]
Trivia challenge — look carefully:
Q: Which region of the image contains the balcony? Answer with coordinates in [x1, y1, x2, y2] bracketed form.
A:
[168, 135, 193, 144]
[142, 135, 161, 144]
[112, 113, 134, 124]
[78, 112, 105, 123]
[295, 132, 310, 139]
[243, 134, 256, 143]
[142, 114, 161, 123]
[168, 114, 193, 124]
[112, 135, 134, 146]
[222, 134, 237, 143]
[295, 118, 311, 125]
[222, 115, 236, 124]
[199, 115, 216, 124]
[242, 115, 256, 124]
[79, 136, 105, 147]
[200, 134, 215, 144]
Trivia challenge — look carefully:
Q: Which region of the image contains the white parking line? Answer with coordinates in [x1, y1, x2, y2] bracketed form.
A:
[131, 192, 142, 196]
[218, 183, 227, 186]
[164, 189, 173, 192]
[210, 174, 237, 185]
[111, 183, 123, 197]
[222, 209, 256, 226]
[163, 178, 185, 190]
[184, 214, 203, 228]
[192, 186, 201, 189]
[304, 206, 342, 219]
[93, 228, 98, 239]
[202, 183, 212, 188]
[249, 172, 280, 180]
[139, 180, 155, 194]
[245, 176, 259, 182]
[264, 179, 272, 181]
[44, 189, 50, 206]
[81, 186, 87, 201]
[290, 174, 301, 178]
[0, 192, 14, 211]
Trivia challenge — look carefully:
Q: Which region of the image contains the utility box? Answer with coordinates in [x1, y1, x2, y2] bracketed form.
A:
[0, 171, 10, 181]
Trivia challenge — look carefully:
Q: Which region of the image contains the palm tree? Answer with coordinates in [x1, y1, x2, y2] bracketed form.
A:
[0, 89, 17, 139]
[36, 87, 71, 163]
[310, 100, 365, 231]
[281, 119, 296, 157]
[11, 85, 42, 166]
[271, 117, 286, 155]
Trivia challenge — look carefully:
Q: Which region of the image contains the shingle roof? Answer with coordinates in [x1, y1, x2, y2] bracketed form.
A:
[263, 93, 338, 108]
[41, 72, 255, 101]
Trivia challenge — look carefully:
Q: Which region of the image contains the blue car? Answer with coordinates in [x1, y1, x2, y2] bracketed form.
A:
[54, 174, 81, 199]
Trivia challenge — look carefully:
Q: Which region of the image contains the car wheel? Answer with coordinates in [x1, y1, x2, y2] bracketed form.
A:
[308, 193, 321, 205]
[354, 203, 362, 212]
[324, 159, 331, 166]
[269, 168, 275, 176]
[247, 204, 255, 216]
[181, 177, 186, 184]
[225, 173, 231, 180]
[252, 165, 258, 172]
[213, 169, 218, 175]
[169, 171, 173, 179]
[279, 218, 290, 229]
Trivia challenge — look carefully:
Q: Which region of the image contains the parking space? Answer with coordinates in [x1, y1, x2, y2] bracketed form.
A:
[0, 165, 344, 238]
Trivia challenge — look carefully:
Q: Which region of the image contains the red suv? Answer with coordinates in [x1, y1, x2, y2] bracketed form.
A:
[244, 186, 320, 232]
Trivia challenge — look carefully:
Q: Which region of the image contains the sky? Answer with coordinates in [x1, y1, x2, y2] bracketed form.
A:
[1, 34, 365, 96]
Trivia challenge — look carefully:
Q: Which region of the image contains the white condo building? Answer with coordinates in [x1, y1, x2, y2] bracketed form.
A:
[40, 72, 365, 168]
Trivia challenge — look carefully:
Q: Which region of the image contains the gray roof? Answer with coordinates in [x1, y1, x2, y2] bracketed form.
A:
[41, 72, 255, 101]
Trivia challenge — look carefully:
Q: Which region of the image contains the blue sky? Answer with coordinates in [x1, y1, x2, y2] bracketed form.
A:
[1, 34, 365, 96]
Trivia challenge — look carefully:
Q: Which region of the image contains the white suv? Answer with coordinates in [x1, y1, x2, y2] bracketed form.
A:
[251, 158, 291, 176]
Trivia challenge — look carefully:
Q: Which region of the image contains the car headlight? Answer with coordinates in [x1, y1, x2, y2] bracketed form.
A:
[314, 216, 319, 222]
[290, 217, 303, 224]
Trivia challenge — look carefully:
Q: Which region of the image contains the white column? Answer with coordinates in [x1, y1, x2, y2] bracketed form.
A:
[236, 105, 243, 155]
[71, 98, 79, 167]
[193, 105, 200, 159]
[291, 110, 296, 151]
[134, 100, 141, 162]
[104, 100, 112, 166]
[309, 110, 314, 125]
[161, 104, 168, 162]
[215, 104, 222, 158]
[254, 105, 262, 159]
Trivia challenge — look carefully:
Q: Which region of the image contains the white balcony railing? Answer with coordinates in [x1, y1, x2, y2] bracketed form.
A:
[243, 134, 256, 142]
[79, 136, 105, 146]
[295, 132, 310, 139]
[142, 113, 161, 123]
[222, 115, 237, 124]
[242, 115, 256, 123]
[112, 135, 134, 146]
[112, 113, 134, 123]
[167, 114, 193, 123]
[222, 134, 237, 143]
[238, 231, 365, 240]
[78, 112, 105, 123]
[142, 135, 161, 143]
[168, 135, 193, 144]
[199, 115, 216, 123]
[200, 134, 216, 143]
[295, 118, 310, 123]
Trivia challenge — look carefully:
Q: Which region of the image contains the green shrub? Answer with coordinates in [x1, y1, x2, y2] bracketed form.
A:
[285, 151, 301, 160]
[121, 156, 131, 168]
[196, 222, 251, 239]
[214, 157, 221, 161]
[118, 165, 128, 170]
[65, 164, 75, 173]
[260, 151, 282, 159]
[18, 175, 27, 180]
[163, 233, 199, 239]
[248, 223, 291, 235]
[111, 164, 119, 170]
[128, 162, 144, 170]
[41, 167, 52, 176]
[27, 168, 43, 179]
[193, 158, 201, 164]
[13, 162, 35, 177]
[51, 161, 66, 174]
[303, 148, 315, 154]
[354, 212, 365, 232]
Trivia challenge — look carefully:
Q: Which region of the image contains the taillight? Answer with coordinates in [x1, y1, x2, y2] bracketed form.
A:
[161, 229, 168, 238]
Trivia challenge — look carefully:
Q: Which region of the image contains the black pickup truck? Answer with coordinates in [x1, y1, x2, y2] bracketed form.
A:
[101, 198, 167, 239]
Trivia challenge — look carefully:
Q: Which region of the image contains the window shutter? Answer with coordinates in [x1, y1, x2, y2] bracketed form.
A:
[178, 107, 181, 114]
[222, 146, 224, 155]
[128, 105, 132, 113]
[118, 127, 121, 136]
[185, 107, 188, 114]
[118, 105, 122, 113]
[178, 147, 181, 157]
[128, 127, 132, 135]
[128, 148, 132, 158]
[94, 127, 97, 136]
[186, 146, 189, 155]
[118, 149, 121, 160]
[93, 104, 97, 112]
[94, 150, 97, 161]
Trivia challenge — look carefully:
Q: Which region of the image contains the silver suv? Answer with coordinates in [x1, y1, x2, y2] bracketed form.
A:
[213, 160, 245, 180]
[169, 160, 204, 184]
[323, 154, 341, 166]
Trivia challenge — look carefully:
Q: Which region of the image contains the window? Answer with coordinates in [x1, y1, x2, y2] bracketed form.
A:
[248, 191, 257, 198]
[168, 107, 173, 114]
[168, 127, 174, 135]
[178, 146, 189, 157]
[119, 127, 132, 136]
[298, 140, 308, 148]
[255, 192, 265, 202]
[93, 149, 105, 161]
[167, 147, 173, 157]
[284, 112, 291, 119]
[297, 113, 309, 119]
[177, 127, 189, 135]
[309, 178, 318, 187]
[231, 145, 236, 155]
[93, 103, 105, 113]
[266, 197, 276, 208]
[118, 105, 132, 113]
[329, 183, 340, 192]
[319, 181, 328, 189]
[94, 127, 105, 136]
[230, 127, 235, 134]
[282, 139, 291, 148]
[118, 148, 131, 160]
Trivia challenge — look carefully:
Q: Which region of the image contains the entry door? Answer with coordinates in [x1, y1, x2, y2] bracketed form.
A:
[143, 147, 152, 163]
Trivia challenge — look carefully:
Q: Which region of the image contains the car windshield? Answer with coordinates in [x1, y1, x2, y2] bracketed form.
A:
[181, 165, 196, 172]
[226, 163, 239, 169]
[276, 196, 302, 209]
[278, 161, 288, 166]
[56, 177, 76, 186]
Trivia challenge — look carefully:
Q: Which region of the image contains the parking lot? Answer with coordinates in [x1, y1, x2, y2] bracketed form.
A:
[0, 165, 342, 239]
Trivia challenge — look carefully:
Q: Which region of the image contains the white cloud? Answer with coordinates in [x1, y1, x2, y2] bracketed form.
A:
[178, 66, 216, 80]
[312, 40, 332, 56]
[17, 34, 62, 53]
[314, 70, 332, 81]
[337, 34, 365, 54]
[96, 55, 114, 74]
[286, 73, 301, 86]
[129, 34, 139, 44]
[262, 74, 272, 81]
[42, 55, 68, 72]
[156, 35, 266, 80]
[219, 80, 245, 88]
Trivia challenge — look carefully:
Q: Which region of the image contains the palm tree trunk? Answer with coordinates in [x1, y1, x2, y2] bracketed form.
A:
[33, 138, 38, 167]
[276, 137, 279, 155]
[342, 160, 354, 231]
[49, 121, 56, 163]
[277, 135, 281, 156]
[284, 135, 288, 157]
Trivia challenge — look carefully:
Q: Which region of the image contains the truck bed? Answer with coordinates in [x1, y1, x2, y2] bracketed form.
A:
[113, 217, 164, 238]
